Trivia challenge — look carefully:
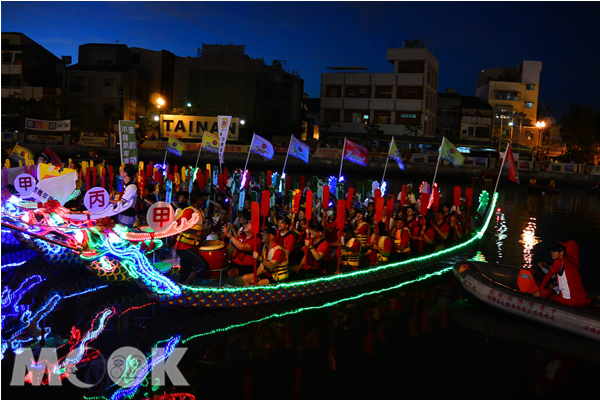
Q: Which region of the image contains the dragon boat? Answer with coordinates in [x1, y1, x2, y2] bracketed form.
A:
[452, 260, 600, 342]
[77, 191, 496, 309]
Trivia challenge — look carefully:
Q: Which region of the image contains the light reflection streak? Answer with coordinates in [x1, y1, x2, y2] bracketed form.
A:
[495, 213, 508, 258]
[519, 217, 540, 268]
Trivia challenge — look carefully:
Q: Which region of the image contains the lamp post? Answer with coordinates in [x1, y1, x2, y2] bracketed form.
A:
[535, 120, 546, 161]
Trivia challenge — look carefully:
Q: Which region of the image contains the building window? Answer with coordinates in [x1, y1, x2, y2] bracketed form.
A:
[326, 86, 341, 98]
[69, 76, 87, 95]
[2, 52, 13, 63]
[403, 88, 418, 94]
[444, 107, 458, 117]
[359, 88, 368, 98]
[526, 84, 535, 90]
[525, 102, 534, 108]
[105, 78, 116, 87]
[378, 112, 391, 124]
[380, 88, 392, 99]
[352, 113, 362, 123]
[437, 106, 442, 117]
[400, 113, 417, 119]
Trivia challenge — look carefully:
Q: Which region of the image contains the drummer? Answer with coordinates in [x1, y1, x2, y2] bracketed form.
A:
[174, 188, 208, 284]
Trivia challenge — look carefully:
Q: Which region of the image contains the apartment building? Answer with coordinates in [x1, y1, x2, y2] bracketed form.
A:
[320, 42, 439, 147]
[476, 60, 542, 150]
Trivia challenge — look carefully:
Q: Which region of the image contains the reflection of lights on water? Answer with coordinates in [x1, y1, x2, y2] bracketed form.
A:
[519, 217, 540, 268]
[495, 213, 507, 258]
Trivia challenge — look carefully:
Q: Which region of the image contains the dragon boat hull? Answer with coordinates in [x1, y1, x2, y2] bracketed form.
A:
[128, 192, 496, 309]
[453, 260, 600, 342]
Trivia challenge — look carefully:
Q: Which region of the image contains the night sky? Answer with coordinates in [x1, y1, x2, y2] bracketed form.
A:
[3, 1, 599, 124]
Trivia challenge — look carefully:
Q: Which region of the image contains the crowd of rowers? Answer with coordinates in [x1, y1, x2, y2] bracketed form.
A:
[171, 182, 476, 287]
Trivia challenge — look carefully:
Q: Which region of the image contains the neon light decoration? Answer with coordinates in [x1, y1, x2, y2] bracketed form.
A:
[85, 190, 495, 309]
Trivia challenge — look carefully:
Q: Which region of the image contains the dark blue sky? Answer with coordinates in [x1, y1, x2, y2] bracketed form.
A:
[3, 1, 599, 123]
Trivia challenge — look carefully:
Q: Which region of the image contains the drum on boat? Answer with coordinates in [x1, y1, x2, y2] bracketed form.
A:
[197, 240, 227, 280]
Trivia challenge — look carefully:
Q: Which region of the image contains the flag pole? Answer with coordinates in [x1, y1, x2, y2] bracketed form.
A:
[162, 133, 169, 169]
[493, 143, 510, 198]
[244, 133, 255, 172]
[281, 134, 293, 177]
[431, 137, 444, 192]
[338, 137, 347, 181]
[195, 130, 205, 169]
[381, 137, 393, 183]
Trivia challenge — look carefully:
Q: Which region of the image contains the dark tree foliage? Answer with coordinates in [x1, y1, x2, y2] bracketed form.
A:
[560, 103, 600, 163]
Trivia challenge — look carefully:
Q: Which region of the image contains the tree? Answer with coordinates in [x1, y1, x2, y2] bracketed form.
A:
[404, 123, 423, 150]
[561, 103, 600, 163]
[318, 120, 341, 144]
[363, 122, 384, 148]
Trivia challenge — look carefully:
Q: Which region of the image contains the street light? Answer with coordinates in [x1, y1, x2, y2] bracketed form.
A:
[535, 120, 546, 161]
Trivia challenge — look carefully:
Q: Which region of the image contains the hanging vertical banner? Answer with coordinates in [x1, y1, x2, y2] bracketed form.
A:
[118, 120, 138, 165]
[217, 116, 232, 165]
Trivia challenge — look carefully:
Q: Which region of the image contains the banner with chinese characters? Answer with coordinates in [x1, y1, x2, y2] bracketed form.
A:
[138, 141, 249, 153]
[313, 147, 342, 158]
[25, 118, 71, 132]
[217, 115, 232, 165]
[118, 120, 138, 165]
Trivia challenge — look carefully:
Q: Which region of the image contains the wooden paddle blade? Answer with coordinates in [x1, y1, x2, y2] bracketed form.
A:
[251, 202, 260, 234]
[322, 185, 330, 208]
[346, 187, 354, 209]
[420, 193, 429, 216]
[285, 175, 291, 193]
[300, 175, 305, 191]
[292, 189, 302, 214]
[375, 196, 384, 223]
[261, 189, 270, 216]
[218, 173, 224, 192]
[266, 170, 272, 187]
[305, 190, 313, 221]
[196, 170, 204, 190]
[454, 186, 461, 208]
[374, 189, 382, 200]
[337, 200, 346, 230]
[465, 187, 473, 207]
[400, 184, 407, 207]
[432, 185, 440, 213]
[386, 194, 395, 218]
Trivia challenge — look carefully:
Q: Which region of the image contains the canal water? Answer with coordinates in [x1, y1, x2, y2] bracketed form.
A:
[2, 174, 599, 400]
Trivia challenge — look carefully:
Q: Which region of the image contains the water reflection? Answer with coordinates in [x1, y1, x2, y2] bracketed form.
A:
[519, 217, 541, 268]
[494, 212, 508, 259]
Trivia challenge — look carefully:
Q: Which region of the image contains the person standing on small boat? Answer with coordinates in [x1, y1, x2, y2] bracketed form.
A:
[275, 216, 295, 267]
[534, 243, 590, 307]
[401, 183, 416, 216]
[174, 188, 208, 284]
[391, 217, 411, 259]
[110, 164, 138, 229]
[243, 226, 288, 286]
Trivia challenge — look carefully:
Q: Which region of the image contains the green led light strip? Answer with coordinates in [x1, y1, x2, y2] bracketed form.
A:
[182, 265, 455, 344]
[182, 191, 497, 294]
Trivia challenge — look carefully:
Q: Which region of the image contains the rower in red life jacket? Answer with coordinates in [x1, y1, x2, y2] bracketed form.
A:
[296, 223, 330, 280]
[534, 243, 590, 307]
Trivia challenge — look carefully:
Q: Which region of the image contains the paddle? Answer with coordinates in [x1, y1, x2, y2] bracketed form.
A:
[400, 185, 407, 216]
[375, 196, 384, 223]
[336, 199, 346, 274]
[454, 186, 461, 210]
[305, 190, 313, 221]
[346, 187, 354, 210]
[322, 184, 330, 224]
[261, 189, 270, 229]
[419, 193, 429, 217]
[266, 169, 272, 187]
[251, 201, 260, 285]
[432, 185, 440, 213]
[385, 194, 395, 228]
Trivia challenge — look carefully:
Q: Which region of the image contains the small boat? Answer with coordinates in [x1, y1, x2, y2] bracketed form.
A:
[527, 184, 561, 194]
[84, 191, 497, 309]
[452, 260, 600, 341]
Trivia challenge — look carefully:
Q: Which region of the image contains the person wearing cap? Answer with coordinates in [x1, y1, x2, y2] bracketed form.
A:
[242, 226, 288, 286]
[353, 208, 369, 248]
[275, 215, 295, 264]
[223, 219, 259, 279]
[340, 225, 362, 271]
[534, 243, 590, 307]
[366, 221, 393, 266]
[174, 188, 208, 284]
[296, 223, 330, 280]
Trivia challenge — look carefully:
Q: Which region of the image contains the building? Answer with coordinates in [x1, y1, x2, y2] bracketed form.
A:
[173, 44, 305, 143]
[319, 42, 439, 149]
[476, 60, 542, 153]
[1, 32, 65, 131]
[66, 43, 175, 133]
